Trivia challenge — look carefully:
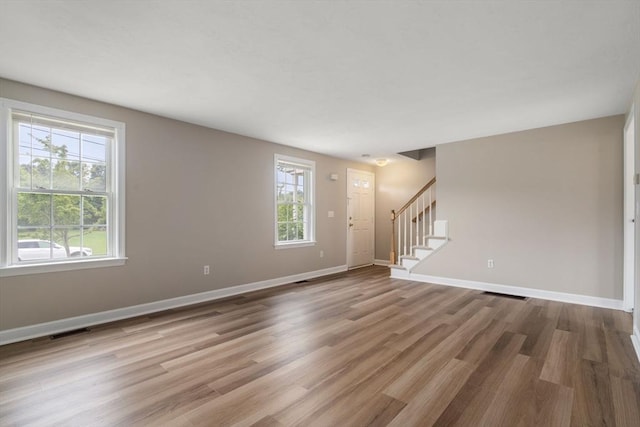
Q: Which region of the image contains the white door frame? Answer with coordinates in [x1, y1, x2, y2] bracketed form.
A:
[346, 168, 375, 269]
[624, 106, 635, 312]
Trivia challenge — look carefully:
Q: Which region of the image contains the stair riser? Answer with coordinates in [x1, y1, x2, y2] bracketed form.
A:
[414, 248, 433, 258]
[428, 239, 446, 250]
[402, 258, 420, 269]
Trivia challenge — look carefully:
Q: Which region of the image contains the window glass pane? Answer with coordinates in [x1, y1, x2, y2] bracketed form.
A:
[83, 196, 107, 226]
[278, 223, 287, 241]
[18, 123, 32, 152]
[285, 184, 295, 201]
[31, 157, 51, 189]
[18, 192, 51, 227]
[296, 185, 306, 203]
[82, 134, 108, 163]
[285, 169, 294, 184]
[277, 204, 287, 222]
[276, 184, 286, 201]
[51, 128, 80, 163]
[52, 158, 81, 190]
[18, 155, 31, 188]
[76, 226, 107, 256]
[83, 162, 107, 191]
[53, 194, 81, 226]
[288, 223, 298, 240]
[30, 125, 50, 152]
[53, 227, 81, 256]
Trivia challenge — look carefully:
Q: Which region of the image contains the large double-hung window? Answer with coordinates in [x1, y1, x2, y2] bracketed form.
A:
[0, 98, 125, 276]
[274, 154, 315, 248]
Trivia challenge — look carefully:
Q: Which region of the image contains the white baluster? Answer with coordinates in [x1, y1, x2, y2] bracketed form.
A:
[397, 213, 401, 262]
[410, 204, 413, 253]
[429, 187, 433, 235]
[421, 193, 426, 246]
[403, 210, 407, 256]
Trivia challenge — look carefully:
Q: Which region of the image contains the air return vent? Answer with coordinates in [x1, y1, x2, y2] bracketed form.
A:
[482, 291, 527, 301]
[50, 327, 90, 340]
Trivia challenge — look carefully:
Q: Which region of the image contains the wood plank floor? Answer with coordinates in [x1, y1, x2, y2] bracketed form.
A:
[1, 266, 639, 426]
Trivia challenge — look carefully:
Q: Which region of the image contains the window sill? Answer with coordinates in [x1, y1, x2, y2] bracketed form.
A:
[274, 241, 316, 250]
[0, 257, 128, 277]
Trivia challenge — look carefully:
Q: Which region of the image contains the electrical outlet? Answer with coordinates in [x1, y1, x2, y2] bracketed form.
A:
[204, 265, 210, 275]
[487, 259, 494, 268]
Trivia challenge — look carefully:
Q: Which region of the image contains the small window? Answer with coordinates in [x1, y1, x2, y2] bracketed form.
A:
[274, 154, 315, 248]
[0, 98, 126, 276]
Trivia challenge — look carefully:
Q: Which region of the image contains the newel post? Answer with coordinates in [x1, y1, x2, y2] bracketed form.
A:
[390, 209, 396, 265]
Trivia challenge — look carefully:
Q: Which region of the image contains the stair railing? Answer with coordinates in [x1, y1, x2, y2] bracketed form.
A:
[390, 177, 436, 265]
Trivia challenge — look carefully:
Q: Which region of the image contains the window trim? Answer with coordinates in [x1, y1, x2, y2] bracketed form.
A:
[274, 154, 316, 249]
[0, 98, 126, 277]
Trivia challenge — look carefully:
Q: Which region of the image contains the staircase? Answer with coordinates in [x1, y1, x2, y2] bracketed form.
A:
[388, 177, 449, 278]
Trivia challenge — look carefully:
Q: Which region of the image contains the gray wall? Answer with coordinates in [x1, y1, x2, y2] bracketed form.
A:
[374, 153, 436, 262]
[413, 116, 624, 300]
[0, 79, 373, 330]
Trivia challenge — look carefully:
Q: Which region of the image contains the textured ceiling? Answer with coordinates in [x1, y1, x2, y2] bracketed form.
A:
[1, 1, 639, 163]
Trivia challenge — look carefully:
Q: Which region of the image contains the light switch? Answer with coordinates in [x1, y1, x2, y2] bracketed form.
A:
[328, 211, 335, 218]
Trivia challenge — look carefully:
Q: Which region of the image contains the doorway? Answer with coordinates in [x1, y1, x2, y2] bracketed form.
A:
[346, 169, 375, 269]
[624, 107, 635, 312]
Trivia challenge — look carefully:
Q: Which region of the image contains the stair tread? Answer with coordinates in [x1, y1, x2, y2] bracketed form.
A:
[400, 255, 419, 260]
[389, 264, 406, 270]
[413, 246, 434, 250]
[425, 235, 447, 240]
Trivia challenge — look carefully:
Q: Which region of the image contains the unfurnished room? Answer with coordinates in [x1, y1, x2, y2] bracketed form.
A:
[0, 1, 639, 426]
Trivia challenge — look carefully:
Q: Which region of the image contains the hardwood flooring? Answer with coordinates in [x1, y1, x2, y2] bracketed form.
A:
[1, 266, 639, 426]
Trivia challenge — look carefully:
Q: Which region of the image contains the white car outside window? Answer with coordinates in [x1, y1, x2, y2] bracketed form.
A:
[17, 240, 92, 261]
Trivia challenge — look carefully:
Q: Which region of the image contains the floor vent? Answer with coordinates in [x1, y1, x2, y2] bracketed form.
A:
[294, 280, 310, 284]
[50, 327, 90, 340]
[482, 291, 527, 300]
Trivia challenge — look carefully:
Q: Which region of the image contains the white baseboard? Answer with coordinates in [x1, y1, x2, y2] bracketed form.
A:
[374, 259, 390, 266]
[0, 265, 347, 346]
[397, 273, 625, 311]
[632, 325, 640, 364]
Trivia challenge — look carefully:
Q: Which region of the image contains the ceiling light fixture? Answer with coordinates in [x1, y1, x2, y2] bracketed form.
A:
[375, 158, 389, 167]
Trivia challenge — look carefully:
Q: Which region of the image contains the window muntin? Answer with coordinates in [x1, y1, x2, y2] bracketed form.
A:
[1, 98, 125, 274]
[275, 155, 315, 247]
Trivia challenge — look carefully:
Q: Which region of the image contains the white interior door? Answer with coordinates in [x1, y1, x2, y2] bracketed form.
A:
[347, 169, 375, 269]
[624, 110, 635, 312]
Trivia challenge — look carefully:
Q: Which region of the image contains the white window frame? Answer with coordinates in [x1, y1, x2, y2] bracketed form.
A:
[274, 154, 316, 249]
[0, 98, 126, 277]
